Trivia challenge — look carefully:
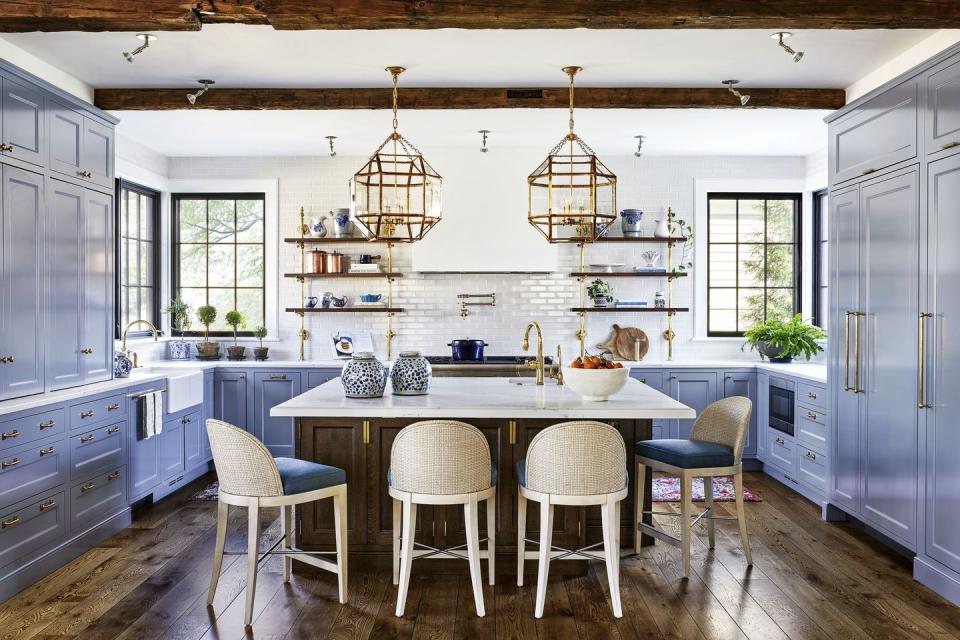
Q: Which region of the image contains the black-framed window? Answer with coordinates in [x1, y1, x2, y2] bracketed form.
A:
[812, 189, 828, 329]
[707, 193, 802, 336]
[172, 194, 265, 336]
[116, 180, 161, 338]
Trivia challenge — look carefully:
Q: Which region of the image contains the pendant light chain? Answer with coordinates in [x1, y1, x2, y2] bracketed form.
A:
[568, 68, 576, 134]
[391, 68, 400, 133]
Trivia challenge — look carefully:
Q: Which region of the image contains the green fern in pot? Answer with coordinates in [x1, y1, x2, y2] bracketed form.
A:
[742, 314, 826, 363]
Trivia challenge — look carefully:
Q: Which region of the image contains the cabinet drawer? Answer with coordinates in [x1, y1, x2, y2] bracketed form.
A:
[0, 408, 65, 451]
[766, 428, 795, 476]
[70, 422, 124, 481]
[0, 489, 66, 571]
[70, 466, 126, 534]
[632, 371, 664, 392]
[831, 79, 918, 183]
[0, 437, 67, 511]
[69, 394, 126, 430]
[796, 405, 828, 455]
[797, 445, 828, 494]
[796, 382, 827, 411]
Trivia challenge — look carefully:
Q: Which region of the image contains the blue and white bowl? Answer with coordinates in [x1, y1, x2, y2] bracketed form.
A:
[391, 351, 432, 396]
[341, 352, 388, 398]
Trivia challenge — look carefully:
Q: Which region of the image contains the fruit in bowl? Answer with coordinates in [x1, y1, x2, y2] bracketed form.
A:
[562, 355, 629, 401]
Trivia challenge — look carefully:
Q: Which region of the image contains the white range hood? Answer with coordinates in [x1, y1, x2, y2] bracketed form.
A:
[411, 146, 558, 272]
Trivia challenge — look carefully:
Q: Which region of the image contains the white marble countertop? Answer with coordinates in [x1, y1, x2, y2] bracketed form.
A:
[271, 376, 697, 420]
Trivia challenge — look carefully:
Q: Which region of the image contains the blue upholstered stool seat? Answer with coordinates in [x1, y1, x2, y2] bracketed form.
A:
[274, 457, 346, 495]
[633, 439, 735, 469]
[516, 459, 628, 489]
[387, 464, 498, 487]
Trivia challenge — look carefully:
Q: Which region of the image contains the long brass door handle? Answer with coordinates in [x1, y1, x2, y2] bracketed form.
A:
[853, 312, 864, 394]
[919, 312, 933, 409]
[844, 311, 852, 391]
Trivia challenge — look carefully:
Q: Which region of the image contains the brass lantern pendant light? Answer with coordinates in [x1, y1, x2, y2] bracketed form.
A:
[528, 66, 617, 243]
[351, 66, 442, 242]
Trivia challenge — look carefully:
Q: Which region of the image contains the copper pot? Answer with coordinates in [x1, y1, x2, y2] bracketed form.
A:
[310, 250, 326, 274]
[325, 251, 344, 273]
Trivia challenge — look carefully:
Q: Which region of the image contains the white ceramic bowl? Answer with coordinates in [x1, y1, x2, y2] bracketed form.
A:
[561, 365, 630, 401]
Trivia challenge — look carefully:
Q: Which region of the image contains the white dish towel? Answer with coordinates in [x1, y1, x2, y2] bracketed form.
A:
[137, 390, 164, 440]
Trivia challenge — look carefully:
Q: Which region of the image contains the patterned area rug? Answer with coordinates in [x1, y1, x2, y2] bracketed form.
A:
[652, 476, 762, 502]
[192, 482, 219, 501]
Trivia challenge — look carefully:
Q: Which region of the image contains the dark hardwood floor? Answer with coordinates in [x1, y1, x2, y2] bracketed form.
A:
[1, 472, 959, 639]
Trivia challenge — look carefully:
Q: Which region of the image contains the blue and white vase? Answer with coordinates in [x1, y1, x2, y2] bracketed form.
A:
[114, 351, 133, 378]
[330, 208, 352, 237]
[341, 352, 388, 398]
[620, 209, 643, 236]
[169, 340, 191, 360]
[390, 351, 432, 396]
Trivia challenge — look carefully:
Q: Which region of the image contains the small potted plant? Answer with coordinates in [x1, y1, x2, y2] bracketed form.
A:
[224, 310, 247, 361]
[164, 297, 192, 360]
[253, 326, 269, 361]
[195, 304, 219, 359]
[587, 278, 613, 307]
[742, 314, 826, 363]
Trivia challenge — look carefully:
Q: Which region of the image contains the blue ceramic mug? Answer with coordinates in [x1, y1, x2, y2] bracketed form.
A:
[304, 296, 319, 308]
[360, 293, 383, 303]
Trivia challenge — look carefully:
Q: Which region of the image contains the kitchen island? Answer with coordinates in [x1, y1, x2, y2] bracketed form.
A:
[271, 376, 695, 557]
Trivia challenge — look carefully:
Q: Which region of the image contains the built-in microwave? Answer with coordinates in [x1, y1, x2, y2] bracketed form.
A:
[768, 376, 795, 437]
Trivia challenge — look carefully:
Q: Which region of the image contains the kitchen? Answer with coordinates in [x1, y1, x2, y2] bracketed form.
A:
[0, 4, 959, 638]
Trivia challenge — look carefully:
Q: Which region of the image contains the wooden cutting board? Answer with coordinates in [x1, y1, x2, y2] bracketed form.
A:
[596, 324, 649, 361]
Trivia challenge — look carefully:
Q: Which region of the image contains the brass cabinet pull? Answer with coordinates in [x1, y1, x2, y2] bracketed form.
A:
[39, 446, 55, 456]
[107, 470, 121, 481]
[853, 311, 864, 394]
[806, 411, 818, 419]
[238, 374, 246, 380]
[77, 170, 92, 178]
[80, 410, 94, 418]
[639, 378, 646, 384]
[269, 374, 287, 380]
[107, 403, 120, 411]
[943, 141, 960, 150]
[805, 451, 817, 461]
[806, 391, 818, 400]
[80, 482, 96, 493]
[39, 420, 56, 429]
[80, 348, 93, 355]
[80, 433, 95, 442]
[1, 457, 19, 468]
[862, 168, 877, 175]
[0, 143, 13, 152]
[775, 437, 785, 446]
[1, 430, 19, 440]
[1, 515, 20, 528]
[39, 500, 57, 511]
[107, 425, 120, 434]
[919, 312, 933, 409]
[362, 420, 370, 445]
[843, 311, 853, 391]
[508, 420, 517, 445]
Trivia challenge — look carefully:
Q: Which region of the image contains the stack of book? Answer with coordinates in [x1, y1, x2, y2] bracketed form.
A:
[615, 300, 649, 308]
[349, 263, 381, 273]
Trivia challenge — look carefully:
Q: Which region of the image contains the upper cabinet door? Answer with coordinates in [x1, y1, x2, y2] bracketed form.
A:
[0, 166, 45, 400]
[48, 101, 84, 180]
[81, 118, 114, 190]
[46, 180, 85, 390]
[830, 79, 918, 184]
[81, 189, 113, 382]
[0, 75, 45, 168]
[927, 59, 960, 155]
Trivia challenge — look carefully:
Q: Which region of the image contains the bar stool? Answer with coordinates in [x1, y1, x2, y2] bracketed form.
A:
[205, 419, 349, 627]
[633, 396, 753, 578]
[389, 420, 496, 617]
[516, 421, 628, 619]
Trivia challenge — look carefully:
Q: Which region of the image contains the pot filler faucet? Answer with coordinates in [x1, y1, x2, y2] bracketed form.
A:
[521, 321, 564, 386]
[121, 320, 159, 368]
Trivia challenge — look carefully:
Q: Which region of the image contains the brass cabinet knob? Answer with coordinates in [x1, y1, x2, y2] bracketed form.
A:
[775, 437, 785, 445]
[0, 356, 12, 363]
[806, 391, 818, 399]
[80, 348, 93, 355]
[77, 169, 92, 178]
[805, 451, 817, 460]
[806, 411, 818, 419]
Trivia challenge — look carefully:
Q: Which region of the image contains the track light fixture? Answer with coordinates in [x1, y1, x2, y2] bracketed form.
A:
[325, 135, 337, 157]
[634, 135, 645, 157]
[186, 80, 215, 105]
[771, 32, 804, 63]
[122, 34, 156, 63]
[722, 80, 750, 106]
[478, 129, 490, 153]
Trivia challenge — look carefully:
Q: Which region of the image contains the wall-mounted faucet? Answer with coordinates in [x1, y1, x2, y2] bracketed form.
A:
[458, 293, 496, 319]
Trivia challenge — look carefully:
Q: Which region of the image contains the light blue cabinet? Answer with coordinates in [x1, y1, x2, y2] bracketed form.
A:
[666, 371, 718, 440]
[0, 166, 44, 400]
[160, 417, 184, 482]
[926, 57, 960, 154]
[80, 118, 113, 191]
[182, 411, 203, 471]
[756, 373, 769, 461]
[252, 371, 301, 457]
[47, 100, 113, 192]
[0, 74, 45, 168]
[722, 370, 757, 458]
[214, 370, 248, 431]
[201, 371, 213, 460]
[80, 189, 112, 382]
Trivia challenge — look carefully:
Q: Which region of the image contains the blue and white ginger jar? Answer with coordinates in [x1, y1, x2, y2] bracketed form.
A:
[390, 351, 432, 396]
[114, 351, 133, 378]
[341, 352, 388, 398]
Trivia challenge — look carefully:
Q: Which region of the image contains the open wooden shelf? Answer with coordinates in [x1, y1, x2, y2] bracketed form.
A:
[570, 307, 689, 313]
[569, 271, 687, 278]
[286, 307, 404, 313]
[593, 236, 687, 243]
[284, 237, 378, 244]
[284, 272, 402, 279]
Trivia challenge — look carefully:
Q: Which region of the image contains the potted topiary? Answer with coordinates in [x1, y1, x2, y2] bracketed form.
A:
[587, 278, 613, 307]
[164, 297, 192, 360]
[742, 314, 826, 363]
[253, 326, 269, 361]
[224, 310, 247, 360]
[195, 304, 219, 359]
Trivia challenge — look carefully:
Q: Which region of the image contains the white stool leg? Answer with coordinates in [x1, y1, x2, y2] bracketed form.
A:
[486, 494, 496, 586]
[392, 497, 402, 585]
[534, 499, 554, 619]
[207, 500, 228, 605]
[704, 475, 715, 549]
[244, 501, 260, 627]
[395, 496, 417, 617]
[464, 496, 486, 617]
[634, 461, 646, 555]
[601, 500, 623, 618]
[281, 504, 292, 582]
[516, 489, 527, 586]
[333, 485, 349, 604]
[614, 499, 622, 585]
[680, 471, 692, 579]
[734, 471, 753, 566]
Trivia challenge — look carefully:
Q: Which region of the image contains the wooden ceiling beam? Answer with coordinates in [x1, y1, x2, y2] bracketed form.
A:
[94, 86, 845, 111]
[1, 1, 958, 32]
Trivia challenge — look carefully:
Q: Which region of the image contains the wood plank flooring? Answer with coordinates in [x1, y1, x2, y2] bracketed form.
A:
[1, 472, 959, 639]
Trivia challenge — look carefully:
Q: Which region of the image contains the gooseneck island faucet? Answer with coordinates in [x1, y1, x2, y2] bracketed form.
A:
[121, 319, 159, 369]
[520, 321, 563, 386]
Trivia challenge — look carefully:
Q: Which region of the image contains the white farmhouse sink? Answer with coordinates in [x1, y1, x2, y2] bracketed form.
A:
[130, 366, 204, 413]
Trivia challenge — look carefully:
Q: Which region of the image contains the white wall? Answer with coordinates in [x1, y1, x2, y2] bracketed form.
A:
[847, 29, 960, 102]
[0, 36, 92, 102]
